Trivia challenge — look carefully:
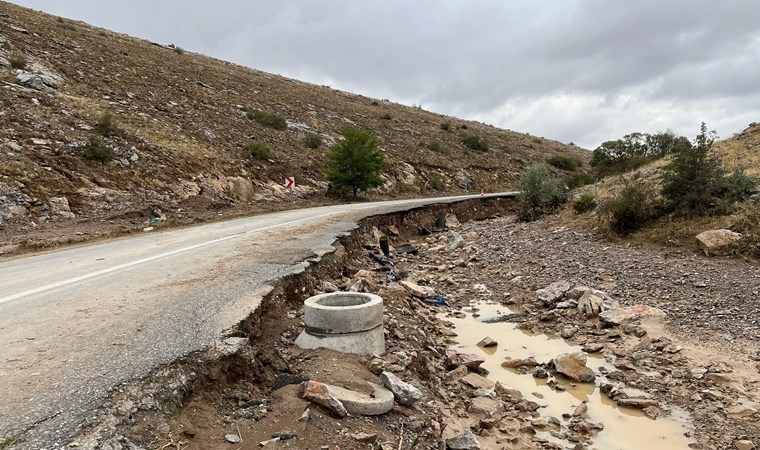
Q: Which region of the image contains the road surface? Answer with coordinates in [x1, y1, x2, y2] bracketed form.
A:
[0, 193, 514, 448]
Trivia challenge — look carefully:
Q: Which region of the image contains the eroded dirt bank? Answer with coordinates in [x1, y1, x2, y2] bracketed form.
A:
[62, 202, 759, 450]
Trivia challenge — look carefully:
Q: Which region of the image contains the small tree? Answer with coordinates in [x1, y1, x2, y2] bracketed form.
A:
[517, 164, 566, 221]
[661, 122, 724, 215]
[323, 126, 387, 197]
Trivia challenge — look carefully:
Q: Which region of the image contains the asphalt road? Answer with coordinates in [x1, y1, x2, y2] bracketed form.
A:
[0, 193, 514, 448]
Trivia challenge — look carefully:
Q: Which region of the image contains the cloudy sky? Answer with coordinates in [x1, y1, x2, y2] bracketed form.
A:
[11, 0, 760, 149]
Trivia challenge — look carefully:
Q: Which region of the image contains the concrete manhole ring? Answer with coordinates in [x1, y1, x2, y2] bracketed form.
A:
[303, 292, 384, 335]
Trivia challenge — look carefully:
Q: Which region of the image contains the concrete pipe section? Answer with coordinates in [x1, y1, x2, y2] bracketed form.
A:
[295, 292, 385, 355]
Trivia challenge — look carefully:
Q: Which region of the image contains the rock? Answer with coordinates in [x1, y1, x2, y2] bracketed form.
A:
[351, 432, 378, 443]
[501, 356, 538, 368]
[467, 397, 504, 417]
[582, 343, 604, 353]
[536, 280, 571, 305]
[224, 176, 255, 202]
[615, 398, 659, 409]
[217, 337, 247, 356]
[445, 430, 480, 450]
[477, 336, 498, 348]
[225, 434, 241, 444]
[561, 326, 579, 339]
[447, 232, 464, 252]
[259, 437, 280, 446]
[599, 305, 666, 327]
[445, 214, 461, 228]
[553, 352, 595, 383]
[736, 440, 755, 450]
[302, 381, 347, 417]
[446, 351, 485, 370]
[444, 365, 469, 382]
[696, 229, 742, 256]
[400, 280, 436, 299]
[380, 371, 422, 406]
[48, 196, 75, 219]
[460, 373, 495, 390]
[272, 430, 297, 440]
[576, 289, 618, 317]
[494, 382, 523, 401]
[328, 382, 394, 415]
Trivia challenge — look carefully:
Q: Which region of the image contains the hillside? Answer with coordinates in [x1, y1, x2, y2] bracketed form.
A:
[0, 2, 588, 251]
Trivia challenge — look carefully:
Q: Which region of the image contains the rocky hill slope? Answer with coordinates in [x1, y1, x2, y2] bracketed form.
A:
[0, 2, 587, 250]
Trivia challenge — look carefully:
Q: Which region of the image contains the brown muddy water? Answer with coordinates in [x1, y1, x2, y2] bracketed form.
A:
[442, 301, 694, 449]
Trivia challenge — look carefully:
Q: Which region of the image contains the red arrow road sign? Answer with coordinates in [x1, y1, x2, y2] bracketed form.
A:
[285, 176, 295, 188]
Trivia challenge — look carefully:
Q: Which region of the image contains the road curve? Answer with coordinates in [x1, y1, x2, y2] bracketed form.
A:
[0, 193, 515, 448]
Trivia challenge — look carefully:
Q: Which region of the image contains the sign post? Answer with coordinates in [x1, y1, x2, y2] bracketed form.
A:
[285, 177, 295, 203]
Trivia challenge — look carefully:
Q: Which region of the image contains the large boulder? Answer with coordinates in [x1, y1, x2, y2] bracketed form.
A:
[445, 430, 481, 450]
[553, 352, 595, 383]
[400, 280, 436, 299]
[696, 229, 742, 256]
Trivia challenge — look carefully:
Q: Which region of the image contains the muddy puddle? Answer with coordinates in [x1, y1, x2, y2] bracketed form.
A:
[442, 301, 694, 449]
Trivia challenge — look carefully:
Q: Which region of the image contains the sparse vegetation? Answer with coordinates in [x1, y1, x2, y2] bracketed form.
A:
[517, 164, 567, 221]
[245, 108, 288, 130]
[565, 172, 595, 190]
[245, 140, 273, 160]
[440, 122, 451, 131]
[323, 126, 387, 197]
[1, 435, 25, 449]
[304, 133, 322, 149]
[460, 133, 488, 152]
[606, 181, 655, 235]
[427, 141, 442, 152]
[173, 46, 185, 55]
[661, 123, 757, 216]
[95, 110, 115, 136]
[459, 124, 468, 130]
[429, 175, 445, 191]
[573, 191, 597, 213]
[9, 52, 27, 70]
[547, 155, 581, 171]
[81, 137, 114, 163]
[381, 113, 392, 120]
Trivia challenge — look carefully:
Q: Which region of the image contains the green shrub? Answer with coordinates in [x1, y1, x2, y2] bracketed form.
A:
[304, 133, 322, 149]
[715, 166, 757, 204]
[573, 192, 597, 213]
[460, 133, 488, 151]
[459, 124, 468, 130]
[440, 122, 451, 131]
[517, 164, 566, 221]
[565, 172, 595, 189]
[95, 110, 115, 136]
[607, 181, 654, 234]
[427, 141, 442, 152]
[173, 46, 184, 55]
[323, 126, 387, 197]
[245, 140, 273, 160]
[245, 108, 288, 130]
[9, 53, 27, 70]
[381, 113, 392, 120]
[429, 176, 445, 191]
[81, 137, 114, 163]
[547, 155, 581, 171]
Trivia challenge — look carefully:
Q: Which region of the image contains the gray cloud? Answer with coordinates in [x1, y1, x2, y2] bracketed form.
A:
[10, 0, 760, 148]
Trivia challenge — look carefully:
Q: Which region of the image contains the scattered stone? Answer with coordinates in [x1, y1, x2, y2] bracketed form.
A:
[448, 232, 464, 251]
[582, 343, 604, 353]
[577, 289, 617, 317]
[553, 352, 595, 383]
[736, 440, 756, 450]
[445, 365, 469, 382]
[536, 280, 571, 305]
[380, 371, 422, 406]
[351, 432, 378, 443]
[501, 356, 538, 368]
[599, 305, 666, 327]
[468, 397, 504, 417]
[400, 280, 436, 299]
[302, 381, 347, 417]
[258, 437, 280, 446]
[445, 214, 461, 228]
[460, 372, 495, 390]
[696, 229, 742, 256]
[615, 398, 659, 409]
[272, 430, 297, 440]
[561, 326, 579, 339]
[477, 336, 498, 348]
[446, 351, 485, 370]
[494, 382, 523, 401]
[225, 434, 241, 444]
[445, 430, 481, 450]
